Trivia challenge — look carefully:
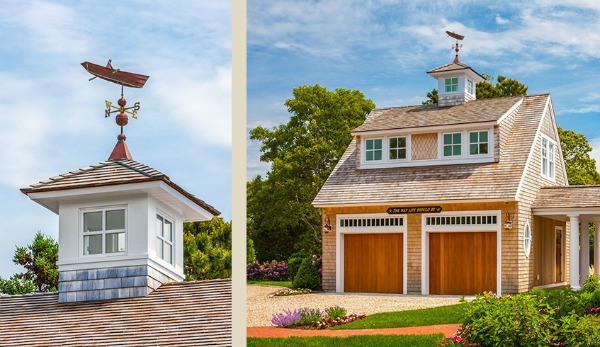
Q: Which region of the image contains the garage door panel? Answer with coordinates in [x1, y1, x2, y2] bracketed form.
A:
[344, 233, 403, 294]
[429, 232, 496, 295]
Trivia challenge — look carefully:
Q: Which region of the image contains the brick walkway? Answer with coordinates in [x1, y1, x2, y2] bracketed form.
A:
[247, 324, 460, 338]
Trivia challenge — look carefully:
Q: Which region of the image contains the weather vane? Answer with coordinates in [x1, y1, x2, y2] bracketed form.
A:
[446, 31, 464, 63]
[81, 60, 149, 136]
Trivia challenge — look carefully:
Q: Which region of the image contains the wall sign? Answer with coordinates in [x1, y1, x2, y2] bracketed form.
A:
[387, 206, 443, 214]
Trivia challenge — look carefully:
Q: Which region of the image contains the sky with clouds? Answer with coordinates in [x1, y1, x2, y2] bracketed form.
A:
[0, 1, 231, 278]
[247, 0, 600, 179]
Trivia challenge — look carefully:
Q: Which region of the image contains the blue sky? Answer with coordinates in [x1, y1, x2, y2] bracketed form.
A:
[0, 1, 231, 278]
[247, 1, 600, 179]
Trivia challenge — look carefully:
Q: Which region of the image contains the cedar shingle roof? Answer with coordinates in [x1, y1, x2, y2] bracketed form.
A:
[534, 186, 600, 209]
[0, 279, 232, 346]
[426, 61, 484, 77]
[353, 96, 522, 132]
[20, 159, 220, 216]
[314, 94, 550, 206]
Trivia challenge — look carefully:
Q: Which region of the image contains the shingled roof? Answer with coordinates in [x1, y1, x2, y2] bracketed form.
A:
[353, 95, 522, 133]
[426, 61, 485, 79]
[534, 186, 600, 209]
[20, 159, 220, 216]
[0, 279, 231, 346]
[314, 94, 550, 206]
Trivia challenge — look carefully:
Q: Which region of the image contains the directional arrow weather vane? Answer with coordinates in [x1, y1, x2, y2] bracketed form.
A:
[81, 60, 150, 135]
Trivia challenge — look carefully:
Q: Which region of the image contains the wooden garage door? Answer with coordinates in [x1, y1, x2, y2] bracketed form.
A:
[344, 233, 403, 293]
[429, 232, 496, 295]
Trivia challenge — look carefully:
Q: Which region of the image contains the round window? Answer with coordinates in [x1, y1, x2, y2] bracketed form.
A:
[524, 221, 531, 258]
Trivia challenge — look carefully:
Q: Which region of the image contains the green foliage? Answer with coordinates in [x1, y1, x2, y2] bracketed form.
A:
[325, 305, 347, 320]
[0, 274, 35, 295]
[246, 236, 256, 263]
[582, 274, 600, 293]
[12, 231, 58, 292]
[287, 250, 312, 280]
[476, 74, 528, 99]
[422, 88, 438, 105]
[558, 127, 600, 185]
[458, 290, 600, 346]
[248, 84, 375, 261]
[299, 307, 323, 325]
[183, 217, 232, 280]
[292, 257, 321, 289]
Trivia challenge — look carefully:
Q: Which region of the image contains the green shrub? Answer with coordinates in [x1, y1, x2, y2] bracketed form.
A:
[582, 274, 600, 293]
[0, 274, 35, 295]
[287, 250, 311, 280]
[325, 305, 347, 319]
[292, 257, 321, 289]
[554, 313, 600, 346]
[531, 287, 585, 318]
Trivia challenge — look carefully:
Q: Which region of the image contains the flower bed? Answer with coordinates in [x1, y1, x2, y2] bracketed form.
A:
[273, 288, 312, 296]
[271, 305, 366, 329]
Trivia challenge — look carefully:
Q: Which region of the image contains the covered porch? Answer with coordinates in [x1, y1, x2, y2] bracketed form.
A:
[533, 186, 600, 289]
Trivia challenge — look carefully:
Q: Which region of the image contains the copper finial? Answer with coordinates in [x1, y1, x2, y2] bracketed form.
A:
[446, 31, 464, 63]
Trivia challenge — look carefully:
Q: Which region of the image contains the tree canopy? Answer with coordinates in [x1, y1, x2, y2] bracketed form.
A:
[11, 231, 58, 292]
[476, 73, 528, 99]
[558, 127, 600, 185]
[183, 217, 232, 280]
[248, 84, 375, 261]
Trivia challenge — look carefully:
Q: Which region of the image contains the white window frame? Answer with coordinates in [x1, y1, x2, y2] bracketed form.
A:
[442, 132, 462, 157]
[467, 79, 474, 95]
[524, 220, 532, 258]
[156, 211, 175, 265]
[364, 137, 383, 162]
[468, 130, 490, 156]
[336, 213, 407, 294]
[388, 136, 408, 161]
[80, 205, 127, 257]
[361, 135, 411, 166]
[541, 135, 556, 181]
[445, 77, 458, 93]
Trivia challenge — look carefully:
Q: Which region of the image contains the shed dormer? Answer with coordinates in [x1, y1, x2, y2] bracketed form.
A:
[427, 62, 485, 107]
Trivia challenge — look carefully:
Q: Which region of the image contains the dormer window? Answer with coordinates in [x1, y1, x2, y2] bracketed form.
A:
[443, 133, 462, 157]
[82, 207, 126, 255]
[469, 130, 489, 155]
[541, 136, 555, 180]
[389, 136, 407, 160]
[365, 138, 383, 161]
[467, 79, 474, 95]
[445, 78, 458, 93]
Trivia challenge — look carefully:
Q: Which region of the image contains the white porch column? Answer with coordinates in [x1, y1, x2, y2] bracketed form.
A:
[580, 218, 590, 284]
[595, 221, 600, 276]
[569, 214, 581, 289]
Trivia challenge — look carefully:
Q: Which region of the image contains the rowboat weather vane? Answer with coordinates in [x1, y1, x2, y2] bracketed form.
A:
[446, 31, 464, 63]
[81, 59, 150, 160]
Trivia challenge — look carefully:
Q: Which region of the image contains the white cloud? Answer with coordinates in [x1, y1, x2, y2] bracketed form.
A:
[581, 92, 600, 102]
[589, 137, 600, 172]
[495, 15, 510, 25]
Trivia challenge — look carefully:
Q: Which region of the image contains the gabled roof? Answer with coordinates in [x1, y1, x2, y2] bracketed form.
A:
[353, 96, 522, 133]
[20, 159, 220, 217]
[0, 279, 232, 346]
[314, 94, 550, 206]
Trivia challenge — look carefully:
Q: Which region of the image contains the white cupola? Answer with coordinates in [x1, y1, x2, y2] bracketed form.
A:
[426, 31, 485, 107]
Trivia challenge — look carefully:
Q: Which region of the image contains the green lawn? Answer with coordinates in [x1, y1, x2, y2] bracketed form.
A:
[247, 280, 293, 287]
[247, 334, 445, 347]
[333, 303, 466, 330]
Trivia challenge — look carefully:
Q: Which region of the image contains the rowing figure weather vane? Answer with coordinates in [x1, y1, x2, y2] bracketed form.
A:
[446, 31, 464, 63]
[81, 59, 150, 134]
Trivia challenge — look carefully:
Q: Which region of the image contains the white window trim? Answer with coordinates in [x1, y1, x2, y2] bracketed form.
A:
[444, 77, 459, 93]
[421, 210, 502, 295]
[361, 135, 411, 166]
[336, 213, 407, 295]
[79, 205, 127, 258]
[156, 210, 175, 266]
[524, 220, 532, 258]
[541, 134, 556, 181]
[388, 136, 409, 161]
[467, 79, 474, 95]
[468, 130, 491, 157]
[441, 132, 463, 158]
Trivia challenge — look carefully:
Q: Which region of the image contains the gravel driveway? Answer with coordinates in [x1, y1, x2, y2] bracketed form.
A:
[247, 284, 464, 327]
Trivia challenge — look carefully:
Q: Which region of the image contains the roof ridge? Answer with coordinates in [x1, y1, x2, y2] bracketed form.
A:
[111, 160, 166, 179]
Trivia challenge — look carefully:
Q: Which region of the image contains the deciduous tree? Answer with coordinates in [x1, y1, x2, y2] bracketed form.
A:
[183, 217, 232, 280]
[248, 84, 375, 261]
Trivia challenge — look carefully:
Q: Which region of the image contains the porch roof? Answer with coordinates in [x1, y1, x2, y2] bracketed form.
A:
[533, 186, 600, 220]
